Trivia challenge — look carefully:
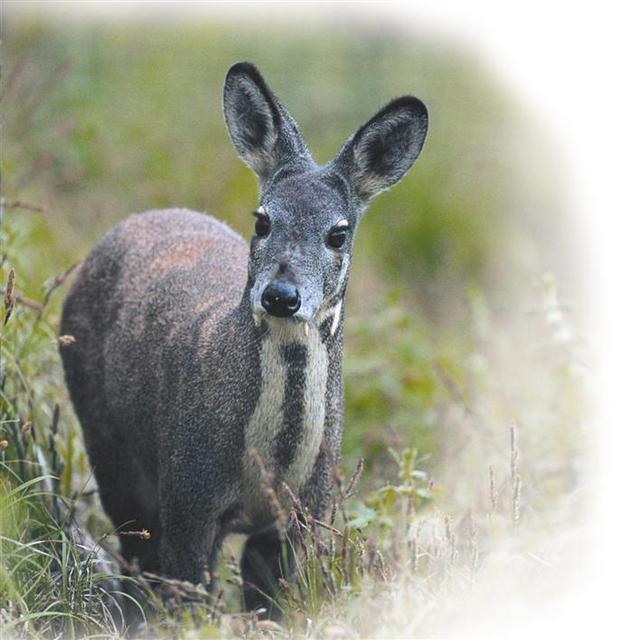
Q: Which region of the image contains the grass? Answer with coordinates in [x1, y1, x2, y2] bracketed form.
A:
[0, 228, 589, 638]
[1, 9, 589, 639]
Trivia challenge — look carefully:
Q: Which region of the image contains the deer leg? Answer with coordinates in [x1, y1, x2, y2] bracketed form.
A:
[241, 529, 294, 620]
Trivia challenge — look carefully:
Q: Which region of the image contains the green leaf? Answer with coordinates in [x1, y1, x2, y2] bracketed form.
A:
[347, 506, 377, 529]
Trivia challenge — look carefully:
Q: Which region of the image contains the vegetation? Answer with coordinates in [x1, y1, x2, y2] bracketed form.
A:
[1, 9, 588, 638]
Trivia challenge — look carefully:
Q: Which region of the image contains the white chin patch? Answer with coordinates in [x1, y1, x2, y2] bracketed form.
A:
[263, 316, 310, 342]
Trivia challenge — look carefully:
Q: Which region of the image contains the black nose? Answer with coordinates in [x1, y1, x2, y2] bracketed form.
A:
[261, 282, 301, 318]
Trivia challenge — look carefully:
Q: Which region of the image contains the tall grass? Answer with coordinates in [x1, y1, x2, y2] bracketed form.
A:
[0, 243, 588, 638]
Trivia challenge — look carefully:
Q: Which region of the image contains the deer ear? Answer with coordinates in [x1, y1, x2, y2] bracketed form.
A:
[223, 62, 313, 184]
[331, 96, 428, 203]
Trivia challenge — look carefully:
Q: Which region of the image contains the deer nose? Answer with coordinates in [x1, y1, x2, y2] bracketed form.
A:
[261, 282, 301, 318]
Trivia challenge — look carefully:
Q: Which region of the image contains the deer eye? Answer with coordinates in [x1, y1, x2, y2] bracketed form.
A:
[254, 214, 271, 238]
[327, 225, 348, 249]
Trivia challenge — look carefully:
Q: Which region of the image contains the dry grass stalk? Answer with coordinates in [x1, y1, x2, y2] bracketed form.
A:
[444, 514, 457, 563]
[281, 480, 304, 515]
[0, 286, 43, 312]
[39, 260, 82, 314]
[308, 508, 334, 592]
[469, 515, 479, 573]
[119, 529, 151, 541]
[510, 423, 519, 483]
[409, 531, 418, 574]
[280, 480, 316, 565]
[3, 199, 48, 213]
[488, 464, 498, 512]
[405, 482, 418, 573]
[20, 420, 32, 440]
[340, 525, 351, 578]
[512, 473, 522, 528]
[344, 457, 364, 500]
[311, 518, 343, 538]
[212, 588, 225, 614]
[510, 424, 523, 527]
[4, 267, 16, 324]
[333, 457, 365, 527]
[50, 403, 60, 436]
[329, 498, 338, 527]
[249, 447, 287, 532]
[142, 571, 210, 600]
[0, 261, 83, 327]
[289, 507, 309, 561]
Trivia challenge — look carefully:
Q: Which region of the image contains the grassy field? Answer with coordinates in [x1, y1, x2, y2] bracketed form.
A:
[1, 8, 589, 638]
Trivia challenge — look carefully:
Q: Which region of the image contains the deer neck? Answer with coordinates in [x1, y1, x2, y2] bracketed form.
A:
[240, 296, 343, 525]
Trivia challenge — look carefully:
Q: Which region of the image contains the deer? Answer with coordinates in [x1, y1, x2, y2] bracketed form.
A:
[60, 62, 428, 618]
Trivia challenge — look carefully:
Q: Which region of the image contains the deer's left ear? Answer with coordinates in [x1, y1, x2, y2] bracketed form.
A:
[331, 96, 428, 203]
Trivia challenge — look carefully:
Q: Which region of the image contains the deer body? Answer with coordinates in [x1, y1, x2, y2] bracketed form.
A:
[60, 63, 427, 617]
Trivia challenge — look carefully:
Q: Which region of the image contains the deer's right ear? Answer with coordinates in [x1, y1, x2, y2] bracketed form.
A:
[223, 62, 312, 184]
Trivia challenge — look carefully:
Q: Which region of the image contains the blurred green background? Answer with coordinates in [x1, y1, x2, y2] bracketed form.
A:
[2, 6, 579, 483]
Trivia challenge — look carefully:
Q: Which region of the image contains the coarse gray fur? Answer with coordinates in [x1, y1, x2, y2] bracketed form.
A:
[60, 62, 428, 618]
